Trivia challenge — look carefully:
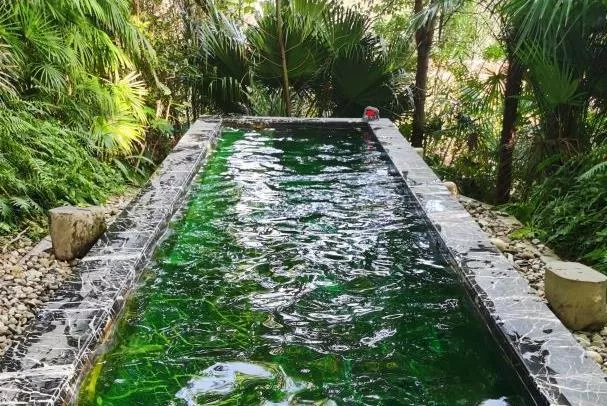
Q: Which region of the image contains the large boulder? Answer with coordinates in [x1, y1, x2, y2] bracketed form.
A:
[545, 260, 607, 331]
[49, 206, 106, 261]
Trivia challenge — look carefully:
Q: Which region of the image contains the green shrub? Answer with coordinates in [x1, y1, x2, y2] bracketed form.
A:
[0, 0, 161, 235]
[505, 150, 607, 272]
[0, 104, 126, 234]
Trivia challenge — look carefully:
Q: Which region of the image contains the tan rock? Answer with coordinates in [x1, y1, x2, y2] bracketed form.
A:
[443, 181, 459, 199]
[586, 350, 603, 364]
[49, 206, 106, 261]
[490, 237, 508, 252]
[575, 334, 592, 347]
[545, 260, 607, 331]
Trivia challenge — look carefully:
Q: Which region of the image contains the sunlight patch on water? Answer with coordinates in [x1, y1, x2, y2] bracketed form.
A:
[175, 361, 319, 405]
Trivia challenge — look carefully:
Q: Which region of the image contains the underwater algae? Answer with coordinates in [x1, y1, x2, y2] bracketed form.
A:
[82, 128, 530, 405]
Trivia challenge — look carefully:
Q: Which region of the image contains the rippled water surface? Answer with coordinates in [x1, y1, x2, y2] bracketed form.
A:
[84, 128, 530, 405]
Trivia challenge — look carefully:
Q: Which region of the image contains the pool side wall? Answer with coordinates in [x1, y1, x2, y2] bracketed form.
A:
[1, 116, 606, 405]
[370, 118, 607, 406]
[0, 118, 222, 404]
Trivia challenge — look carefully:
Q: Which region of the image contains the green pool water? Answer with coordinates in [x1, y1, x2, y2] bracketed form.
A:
[82, 128, 531, 405]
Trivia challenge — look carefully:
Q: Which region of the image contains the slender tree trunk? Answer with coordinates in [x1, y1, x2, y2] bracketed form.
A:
[184, 0, 196, 121]
[495, 52, 524, 204]
[411, 0, 437, 148]
[276, 0, 292, 116]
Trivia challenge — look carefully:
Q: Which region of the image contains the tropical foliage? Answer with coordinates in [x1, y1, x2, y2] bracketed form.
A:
[1, 0, 606, 273]
[0, 0, 158, 233]
[392, 0, 607, 270]
[506, 146, 607, 272]
[188, 0, 413, 118]
[489, 0, 607, 271]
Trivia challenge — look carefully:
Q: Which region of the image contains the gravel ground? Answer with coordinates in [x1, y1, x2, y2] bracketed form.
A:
[461, 196, 607, 373]
[0, 189, 137, 356]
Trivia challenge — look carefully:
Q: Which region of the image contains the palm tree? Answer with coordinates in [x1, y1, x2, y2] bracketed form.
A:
[1, 0, 154, 154]
[411, 0, 438, 148]
[409, 0, 465, 148]
[275, 0, 292, 116]
[495, 30, 524, 204]
[494, 0, 607, 201]
[193, 0, 412, 118]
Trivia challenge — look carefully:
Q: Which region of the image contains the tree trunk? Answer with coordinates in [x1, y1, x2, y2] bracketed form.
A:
[411, 0, 437, 148]
[276, 0, 292, 116]
[495, 52, 524, 204]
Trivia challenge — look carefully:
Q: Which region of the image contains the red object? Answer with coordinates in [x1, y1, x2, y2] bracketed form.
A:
[363, 106, 380, 121]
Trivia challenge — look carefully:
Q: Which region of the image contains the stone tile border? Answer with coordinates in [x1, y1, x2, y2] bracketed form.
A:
[1, 116, 605, 405]
[0, 118, 222, 404]
[368, 119, 607, 406]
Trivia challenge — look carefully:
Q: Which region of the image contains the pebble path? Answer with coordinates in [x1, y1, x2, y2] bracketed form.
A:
[0, 190, 136, 356]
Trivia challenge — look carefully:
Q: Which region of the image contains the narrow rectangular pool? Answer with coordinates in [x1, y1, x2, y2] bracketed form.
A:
[81, 127, 531, 405]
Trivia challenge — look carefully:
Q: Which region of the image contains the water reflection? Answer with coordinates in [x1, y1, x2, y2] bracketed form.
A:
[176, 362, 315, 405]
[480, 397, 512, 406]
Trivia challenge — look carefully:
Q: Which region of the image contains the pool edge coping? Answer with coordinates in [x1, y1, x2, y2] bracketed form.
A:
[1, 116, 605, 405]
[0, 117, 223, 404]
[368, 118, 607, 406]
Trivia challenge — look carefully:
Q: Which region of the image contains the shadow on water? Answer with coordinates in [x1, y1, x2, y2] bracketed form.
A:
[81, 128, 532, 405]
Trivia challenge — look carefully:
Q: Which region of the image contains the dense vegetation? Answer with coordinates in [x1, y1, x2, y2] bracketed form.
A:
[0, 0, 605, 272]
[402, 0, 607, 272]
[0, 0, 173, 235]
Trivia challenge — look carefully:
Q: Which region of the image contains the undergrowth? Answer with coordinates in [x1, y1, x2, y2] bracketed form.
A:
[0, 104, 135, 236]
[0, 0, 167, 237]
[505, 149, 607, 273]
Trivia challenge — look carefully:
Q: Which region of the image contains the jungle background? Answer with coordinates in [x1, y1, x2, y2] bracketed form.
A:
[0, 0, 606, 272]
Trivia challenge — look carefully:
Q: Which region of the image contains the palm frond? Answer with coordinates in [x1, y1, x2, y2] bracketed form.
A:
[409, 0, 466, 33]
[579, 161, 607, 180]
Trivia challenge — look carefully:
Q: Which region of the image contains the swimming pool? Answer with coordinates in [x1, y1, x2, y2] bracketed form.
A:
[81, 127, 529, 405]
[3, 118, 605, 406]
